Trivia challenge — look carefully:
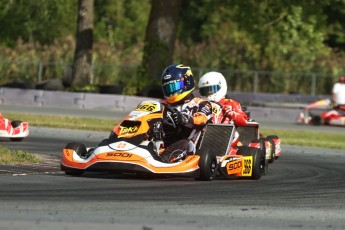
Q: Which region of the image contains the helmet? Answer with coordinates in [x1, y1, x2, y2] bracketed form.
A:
[198, 71, 227, 102]
[161, 64, 195, 103]
[339, 76, 345, 83]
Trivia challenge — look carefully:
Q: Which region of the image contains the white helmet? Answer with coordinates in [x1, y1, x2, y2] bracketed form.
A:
[198, 71, 227, 102]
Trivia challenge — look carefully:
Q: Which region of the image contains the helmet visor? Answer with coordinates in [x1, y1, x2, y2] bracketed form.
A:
[199, 85, 221, 97]
[162, 80, 185, 97]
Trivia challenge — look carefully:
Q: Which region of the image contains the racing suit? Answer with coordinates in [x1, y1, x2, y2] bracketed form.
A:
[160, 94, 212, 162]
[211, 98, 248, 126]
[210, 98, 248, 147]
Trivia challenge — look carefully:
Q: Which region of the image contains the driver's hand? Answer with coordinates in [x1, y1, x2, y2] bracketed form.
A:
[222, 105, 235, 119]
[171, 110, 183, 127]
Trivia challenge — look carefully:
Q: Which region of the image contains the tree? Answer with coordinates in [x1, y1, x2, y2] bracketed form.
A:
[71, 0, 94, 87]
[139, 0, 182, 91]
[0, 0, 77, 47]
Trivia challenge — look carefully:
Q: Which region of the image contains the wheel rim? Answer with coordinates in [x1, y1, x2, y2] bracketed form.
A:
[260, 158, 265, 174]
[210, 160, 217, 175]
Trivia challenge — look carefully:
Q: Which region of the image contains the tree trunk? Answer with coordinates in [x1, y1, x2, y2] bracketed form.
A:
[72, 0, 94, 87]
[139, 0, 182, 88]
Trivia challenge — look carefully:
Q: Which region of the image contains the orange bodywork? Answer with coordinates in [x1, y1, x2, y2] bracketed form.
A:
[61, 148, 201, 174]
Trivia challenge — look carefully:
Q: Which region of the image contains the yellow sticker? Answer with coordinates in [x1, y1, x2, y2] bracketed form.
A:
[119, 126, 139, 135]
[212, 104, 220, 115]
[135, 103, 158, 112]
[242, 156, 253, 176]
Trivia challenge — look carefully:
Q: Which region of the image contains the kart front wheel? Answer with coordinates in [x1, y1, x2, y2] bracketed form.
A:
[65, 170, 84, 176]
[196, 148, 217, 181]
[63, 142, 87, 176]
[9, 120, 25, 142]
[65, 142, 88, 158]
[10, 137, 24, 142]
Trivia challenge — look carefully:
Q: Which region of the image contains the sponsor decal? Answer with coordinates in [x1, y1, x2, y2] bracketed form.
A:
[226, 159, 242, 175]
[242, 156, 252, 176]
[106, 152, 133, 158]
[163, 74, 171, 80]
[65, 149, 71, 157]
[119, 126, 139, 135]
[118, 142, 126, 149]
[212, 105, 220, 115]
[135, 103, 159, 112]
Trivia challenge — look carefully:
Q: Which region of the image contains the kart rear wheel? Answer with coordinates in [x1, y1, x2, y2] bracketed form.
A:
[311, 115, 322, 125]
[257, 138, 269, 175]
[196, 148, 217, 181]
[266, 135, 279, 161]
[237, 146, 265, 180]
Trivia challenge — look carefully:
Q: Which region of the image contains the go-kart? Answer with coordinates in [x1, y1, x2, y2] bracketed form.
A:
[0, 113, 29, 141]
[297, 99, 345, 126]
[210, 103, 281, 165]
[61, 100, 268, 181]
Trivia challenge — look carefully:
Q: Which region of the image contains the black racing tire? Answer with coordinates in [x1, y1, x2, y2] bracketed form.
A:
[252, 138, 269, 175]
[237, 146, 265, 180]
[311, 115, 322, 126]
[10, 120, 24, 142]
[196, 148, 218, 181]
[65, 142, 88, 158]
[65, 170, 84, 176]
[63, 142, 87, 176]
[11, 120, 22, 128]
[266, 135, 279, 162]
[10, 138, 24, 142]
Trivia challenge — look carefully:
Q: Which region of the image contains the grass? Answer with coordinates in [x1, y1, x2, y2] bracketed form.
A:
[0, 146, 42, 164]
[261, 129, 345, 150]
[3, 112, 116, 131]
[1, 112, 344, 165]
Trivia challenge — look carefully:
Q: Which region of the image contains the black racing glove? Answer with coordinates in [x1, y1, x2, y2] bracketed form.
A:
[171, 109, 183, 127]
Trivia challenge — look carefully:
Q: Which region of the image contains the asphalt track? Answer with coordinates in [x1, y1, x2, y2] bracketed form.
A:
[0, 110, 345, 229]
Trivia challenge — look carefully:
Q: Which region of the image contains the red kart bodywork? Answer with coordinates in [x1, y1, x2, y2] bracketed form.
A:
[0, 113, 29, 141]
[297, 99, 345, 126]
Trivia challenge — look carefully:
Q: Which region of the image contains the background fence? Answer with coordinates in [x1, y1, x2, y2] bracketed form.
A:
[0, 60, 336, 96]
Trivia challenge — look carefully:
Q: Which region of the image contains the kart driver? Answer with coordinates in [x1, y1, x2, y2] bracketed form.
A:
[198, 71, 248, 146]
[320, 75, 345, 124]
[198, 71, 248, 126]
[332, 75, 345, 110]
[160, 64, 212, 163]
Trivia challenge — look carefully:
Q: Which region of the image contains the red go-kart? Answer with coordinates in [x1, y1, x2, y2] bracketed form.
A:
[0, 113, 29, 141]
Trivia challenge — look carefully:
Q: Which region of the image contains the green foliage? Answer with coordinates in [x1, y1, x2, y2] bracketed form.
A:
[175, 0, 343, 94]
[0, 0, 77, 46]
[1, 0, 345, 95]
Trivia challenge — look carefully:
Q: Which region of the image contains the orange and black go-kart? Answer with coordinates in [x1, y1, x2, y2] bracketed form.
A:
[297, 99, 345, 126]
[0, 113, 29, 141]
[61, 100, 269, 181]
